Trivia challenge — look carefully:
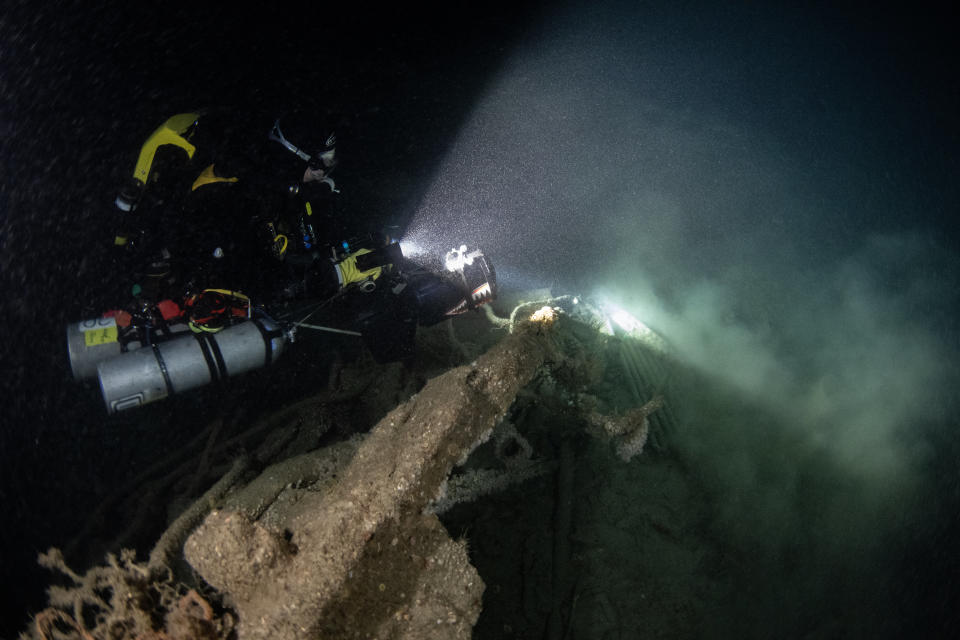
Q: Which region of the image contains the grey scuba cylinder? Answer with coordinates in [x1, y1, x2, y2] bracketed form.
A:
[66, 317, 190, 381]
[67, 316, 132, 381]
[96, 317, 287, 414]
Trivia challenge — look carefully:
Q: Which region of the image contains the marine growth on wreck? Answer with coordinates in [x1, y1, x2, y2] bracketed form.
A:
[23, 294, 712, 640]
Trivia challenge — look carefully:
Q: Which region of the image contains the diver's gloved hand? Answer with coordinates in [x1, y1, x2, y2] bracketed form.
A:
[334, 248, 382, 290]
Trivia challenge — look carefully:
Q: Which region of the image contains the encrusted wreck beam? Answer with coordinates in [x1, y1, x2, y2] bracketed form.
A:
[184, 329, 552, 640]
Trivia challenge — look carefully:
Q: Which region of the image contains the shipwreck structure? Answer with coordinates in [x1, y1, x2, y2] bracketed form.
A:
[23, 296, 696, 640]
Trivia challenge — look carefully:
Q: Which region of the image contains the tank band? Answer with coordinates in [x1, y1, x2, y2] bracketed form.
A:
[151, 344, 175, 396]
[252, 319, 283, 366]
[201, 333, 228, 381]
[193, 333, 222, 383]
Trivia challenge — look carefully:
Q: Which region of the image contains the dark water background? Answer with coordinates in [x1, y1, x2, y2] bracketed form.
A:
[2, 1, 958, 637]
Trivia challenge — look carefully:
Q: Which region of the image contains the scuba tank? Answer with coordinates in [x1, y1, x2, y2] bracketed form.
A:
[97, 316, 287, 414]
[67, 316, 140, 381]
[67, 292, 289, 414]
[66, 301, 190, 381]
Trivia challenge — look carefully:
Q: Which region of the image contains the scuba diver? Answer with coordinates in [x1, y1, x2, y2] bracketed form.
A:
[69, 109, 496, 413]
[110, 109, 346, 302]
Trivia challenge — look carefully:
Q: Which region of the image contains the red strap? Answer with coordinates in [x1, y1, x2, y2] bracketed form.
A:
[103, 309, 132, 328]
[156, 299, 183, 321]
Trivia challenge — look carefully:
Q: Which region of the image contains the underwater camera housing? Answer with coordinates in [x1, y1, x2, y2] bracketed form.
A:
[443, 244, 496, 310]
[354, 243, 498, 361]
[400, 244, 496, 327]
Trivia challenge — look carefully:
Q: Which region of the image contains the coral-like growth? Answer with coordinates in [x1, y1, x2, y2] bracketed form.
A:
[589, 395, 665, 461]
[21, 548, 230, 640]
[528, 305, 558, 327]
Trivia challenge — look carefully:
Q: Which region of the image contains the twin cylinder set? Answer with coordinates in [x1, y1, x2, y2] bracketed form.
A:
[66, 316, 287, 414]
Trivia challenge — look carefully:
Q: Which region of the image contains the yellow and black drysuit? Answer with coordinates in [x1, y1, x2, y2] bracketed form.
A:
[106, 111, 495, 365]
[110, 111, 370, 302]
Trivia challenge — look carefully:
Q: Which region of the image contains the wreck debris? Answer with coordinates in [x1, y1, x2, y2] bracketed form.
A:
[588, 395, 666, 462]
[147, 457, 250, 573]
[182, 324, 552, 640]
[23, 296, 680, 640]
[428, 418, 553, 515]
[428, 461, 556, 515]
